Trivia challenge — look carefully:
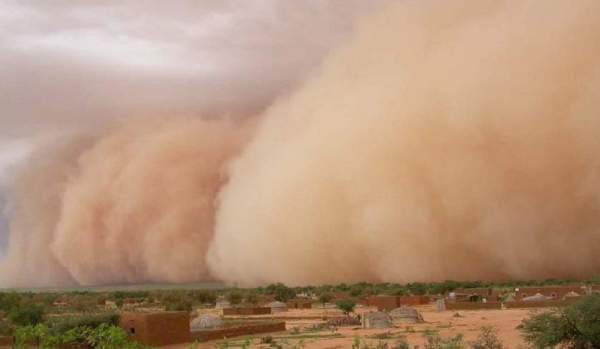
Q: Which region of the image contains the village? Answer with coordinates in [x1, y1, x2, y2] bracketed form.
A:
[1, 281, 598, 348]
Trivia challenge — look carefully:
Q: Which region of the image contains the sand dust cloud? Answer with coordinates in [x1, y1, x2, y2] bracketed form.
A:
[2, 0, 600, 287]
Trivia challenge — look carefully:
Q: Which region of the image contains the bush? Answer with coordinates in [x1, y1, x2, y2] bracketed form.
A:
[226, 291, 243, 306]
[190, 290, 217, 305]
[165, 299, 192, 311]
[0, 319, 14, 336]
[520, 294, 600, 349]
[423, 330, 465, 349]
[8, 304, 45, 326]
[14, 323, 147, 349]
[470, 326, 504, 349]
[0, 292, 21, 312]
[245, 293, 259, 305]
[48, 313, 119, 335]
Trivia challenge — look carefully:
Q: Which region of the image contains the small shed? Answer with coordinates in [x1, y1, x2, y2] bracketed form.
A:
[362, 311, 392, 329]
[268, 301, 288, 313]
[389, 306, 424, 323]
[120, 311, 191, 347]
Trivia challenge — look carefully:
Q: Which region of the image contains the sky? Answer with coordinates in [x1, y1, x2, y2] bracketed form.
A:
[0, 0, 387, 246]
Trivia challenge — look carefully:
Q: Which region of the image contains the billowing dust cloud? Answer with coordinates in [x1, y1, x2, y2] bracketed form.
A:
[1, 119, 247, 287]
[3, 0, 600, 287]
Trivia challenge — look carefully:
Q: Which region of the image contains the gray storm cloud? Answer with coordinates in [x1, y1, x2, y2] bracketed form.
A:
[2, 0, 600, 287]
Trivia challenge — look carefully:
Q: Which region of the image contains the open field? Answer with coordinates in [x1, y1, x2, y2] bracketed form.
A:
[166, 305, 538, 349]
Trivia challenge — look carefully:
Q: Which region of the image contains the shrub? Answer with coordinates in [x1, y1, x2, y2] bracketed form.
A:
[423, 330, 465, 349]
[165, 299, 192, 311]
[520, 294, 600, 349]
[14, 323, 147, 349]
[48, 313, 119, 335]
[226, 291, 243, 306]
[470, 326, 504, 349]
[192, 290, 217, 305]
[393, 336, 410, 349]
[8, 304, 45, 326]
[0, 292, 21, 312]
[245, 293, 259, 305]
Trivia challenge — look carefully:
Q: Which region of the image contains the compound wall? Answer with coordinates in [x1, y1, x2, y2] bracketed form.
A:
[191, 322, 286, 342]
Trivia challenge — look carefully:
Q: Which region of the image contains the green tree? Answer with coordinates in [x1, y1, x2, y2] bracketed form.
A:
[520, 294, 600, 349]
[266, 283, 296, 302]
[226, 291, 243, 306]
[336, 300, 356, 315]
[318, 293, 333, 305]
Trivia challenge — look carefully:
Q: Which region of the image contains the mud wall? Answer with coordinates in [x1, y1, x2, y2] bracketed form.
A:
[222, 307, 271, 316]
[445, 302, 502, 310]
[191, 322, 286, 342]
[504, 299, 580, 309]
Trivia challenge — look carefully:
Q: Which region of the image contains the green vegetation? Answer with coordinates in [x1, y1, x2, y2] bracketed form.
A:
[8, 303, 45, 326]
[14, 323, 147, 349]
[245, 293, 259, 305]
[470, 327, 504, 349]
[226, 291, 244, 306]
[0, 277, 596, 348]
[47, 313, 120, 335]
[265, 283, 296, 302]
[423, 332, 465, 349]
[520, 294, 600, 349]
[336, 299, 356, 315]
[318, 292, 333, 305]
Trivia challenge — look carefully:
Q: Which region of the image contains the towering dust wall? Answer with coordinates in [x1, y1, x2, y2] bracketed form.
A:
[2, 0, 600, 287]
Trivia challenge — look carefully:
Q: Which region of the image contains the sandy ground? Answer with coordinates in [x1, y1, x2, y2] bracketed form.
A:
[166, 305, 544, 349]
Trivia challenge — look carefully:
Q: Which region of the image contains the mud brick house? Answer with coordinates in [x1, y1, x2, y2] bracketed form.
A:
[360, 296, 429, 311]
[287, 298, 313, 309]
[514, 286, 587, 300]
[120, 311, 191, 347]
[450, 288, 502, 302]
[362, 312, 392, 329]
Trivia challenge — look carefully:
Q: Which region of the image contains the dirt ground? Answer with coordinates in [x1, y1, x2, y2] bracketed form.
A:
[166, 305, 544, 349]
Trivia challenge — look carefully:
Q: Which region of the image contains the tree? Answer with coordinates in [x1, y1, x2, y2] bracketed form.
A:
[318, 293, 333, 305]
[336, 300, 356, 315]
[520, 294, 600, 349]
[245, 293, 259, 305]
[0, 292, 21, 312]
[265, 283, 296, 302]
[226, 291, 243, 306]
